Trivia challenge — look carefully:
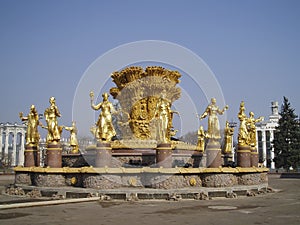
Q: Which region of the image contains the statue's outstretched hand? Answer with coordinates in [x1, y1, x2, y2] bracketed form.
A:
[89, 91, 94, 101]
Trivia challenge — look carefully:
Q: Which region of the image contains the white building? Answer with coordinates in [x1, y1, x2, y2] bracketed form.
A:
[256, 102, 280, 169]
[0, 122, 26, 167]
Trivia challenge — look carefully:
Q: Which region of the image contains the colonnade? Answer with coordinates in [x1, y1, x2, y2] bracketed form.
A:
[0, 123, 26, 166]
[255, 102, 279, 169]
[256, 129, 276, 169]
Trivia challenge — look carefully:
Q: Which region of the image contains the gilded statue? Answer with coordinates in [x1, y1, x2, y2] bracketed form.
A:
[199, 98, 228, 140]
[64, 121, 79, 154]
[90, 91, 116, 141]
[19, 105, 41, 146]
[223, 121, 234, 154]
[247, 112, 263, 148]
[197, 126, 206, 152]
[43, 97, 63, 143]
[238, 101, 249, 146]
[109, 66, 181, 140]
[155, 90, 175, 143]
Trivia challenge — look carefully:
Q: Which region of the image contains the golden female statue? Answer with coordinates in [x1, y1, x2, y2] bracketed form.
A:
[197, 126, 206, 152]
[19, 105, 41, 146]
[155, 91, 171, 143]
[247, 112, 263, 148]
[238, 101, 249, 146]
[199, 98, 228, 140]
[223, 121, 234, 154]
[90, 91, 116, 141]
[44, 97, 63, 143]
[65, 121, 79, 153]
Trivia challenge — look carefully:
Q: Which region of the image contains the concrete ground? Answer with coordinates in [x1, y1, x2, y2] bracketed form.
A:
[0, 174, 299, 225]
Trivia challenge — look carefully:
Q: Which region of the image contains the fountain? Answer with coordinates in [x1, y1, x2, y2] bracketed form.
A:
[13, 66, 268, 200]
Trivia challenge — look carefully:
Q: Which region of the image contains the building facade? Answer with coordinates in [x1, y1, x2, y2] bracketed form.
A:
[256, 102, 280, 169]
[0, 122, 26, 167]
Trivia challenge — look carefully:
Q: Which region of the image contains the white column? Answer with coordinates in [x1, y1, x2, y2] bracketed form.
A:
[262, 130, 267, 167]
[4, 131, 9, 157]
[230, 124, 236, 162]
[11, 131, 17, 166]
[0, 127, 3, 157]
[270, 130, 275, 169]
[19, 131, 25, 166]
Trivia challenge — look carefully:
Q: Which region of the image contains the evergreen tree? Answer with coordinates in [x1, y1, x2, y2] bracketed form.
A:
[273, 97, 300, 171]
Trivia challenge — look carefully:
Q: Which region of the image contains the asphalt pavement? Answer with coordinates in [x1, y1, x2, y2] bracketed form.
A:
[0, 174, 299, 225]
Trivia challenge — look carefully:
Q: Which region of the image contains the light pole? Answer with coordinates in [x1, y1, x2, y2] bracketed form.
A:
[229, 121, 237, 163]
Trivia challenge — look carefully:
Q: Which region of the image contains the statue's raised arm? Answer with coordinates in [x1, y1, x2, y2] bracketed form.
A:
[199, 98, 228, 140]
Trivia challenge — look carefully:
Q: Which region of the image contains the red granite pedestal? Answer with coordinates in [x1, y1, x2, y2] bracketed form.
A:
[250, 147, 259, 167]
[46, 142, 62, 168]
[24, 145, 40, 167]
[95, 141, 112, 167]
[237, 144, 251, 167]
[156, 143, 172, 168]
[206, 140, 222, 168]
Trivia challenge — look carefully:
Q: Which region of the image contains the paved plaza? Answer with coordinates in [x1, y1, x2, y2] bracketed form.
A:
[0, 174, 299, 225]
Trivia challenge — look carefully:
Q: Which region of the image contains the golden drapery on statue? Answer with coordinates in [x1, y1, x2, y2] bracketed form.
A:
[44, 97, 63, 143]
[223, 121, 234, 154]
[65, 121, 79, 153]
[199, 98, 228, 140]
[247, 112, 264, 148]
[238, 101, 264, 147]
[90, 92, 116, 141]
[155, 90, 171, 143]
[19, 105, 41, 146]
[238, 101, 248, 146]
[197, 126, 206, 152]
[109, 66, 181, 141]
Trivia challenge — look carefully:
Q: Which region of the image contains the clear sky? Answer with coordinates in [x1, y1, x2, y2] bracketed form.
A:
[0, 0, 300, 137]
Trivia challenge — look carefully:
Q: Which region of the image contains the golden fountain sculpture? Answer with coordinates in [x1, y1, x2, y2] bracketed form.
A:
[197, 97, 228, 167]
[198, 97, 228, 141]
[13, 65, 270, 192]
[90, 92, 117, 141]
[247, 112, 264, 148]
[64, 121, 79, 154]
[237, 101, 264, 167]
[237, 101, 263, 147]
[43, 97, 63, 144]
[223, 121, 234, 154]
[19, 105, 41, 147]
[109, 66, 181, 142]
[196, 125, 206, 152]
[238, 101, 249, 146]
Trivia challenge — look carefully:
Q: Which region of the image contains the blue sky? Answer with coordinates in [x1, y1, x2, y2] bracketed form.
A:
[0, 0, 300, 137]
